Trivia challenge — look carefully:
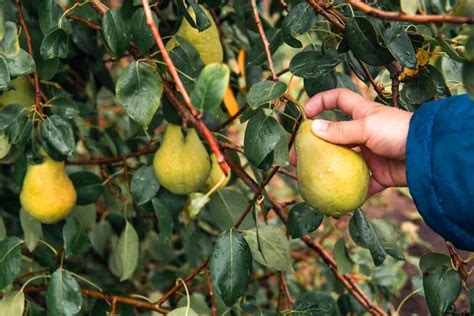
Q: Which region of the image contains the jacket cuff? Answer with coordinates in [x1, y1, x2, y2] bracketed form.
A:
[406, 98, 474, 251]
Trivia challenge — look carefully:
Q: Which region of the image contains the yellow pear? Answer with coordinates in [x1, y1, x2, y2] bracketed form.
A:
[295, 120, 369, 217]
[0, 76, 35, 107]
[166, 5, 223, 65]
[153, 124, 211, 195]
[203, 153, 231, 191]
[20, 150, 77, 224]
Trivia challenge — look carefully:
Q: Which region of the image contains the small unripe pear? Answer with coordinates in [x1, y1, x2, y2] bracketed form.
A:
[20, 150, 77, 224]
[295, 120, 369, 217]
[153, 124, 211, 195]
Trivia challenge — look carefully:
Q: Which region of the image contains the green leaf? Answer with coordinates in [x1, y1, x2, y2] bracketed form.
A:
[0, 55, 10, 91]
[0, 291, 25, 316]
[419, 252, 452, 273]
[116, 61, 163, 128]
[63, 217, 91, 258]
[244, 110, 284, 167]
[191, 63, 230, 111]
[349, 209, 387, 266]
[101, 9, 130, 56]
[40, 28, 69, 60]
[131, 8, 157, 54]
[293, 291, 340, 315]
[333, 238, 354, 275]
[345, 17, 393, 66]
[69, 205, 96, 231]
[242, 226, 292, 272]
[287, 202, 324, 238]
[89, 220, 113, 256]
[0, 237, 22, 289]
[209, 230, 252, 306]
[246, 80, 287, 109]
[38, 0, 64, 35]
[383, 24, 416, 69]
[20, 208, 42, 252]
[70, 171, 104, 205]
[131, 166, 160, 206]
[40, 115, 75, 157]
[400, 69, 436, 110]
[289, 51, 343, 79]
[152, 198, 174, 245]
[114, 221, 139, 281]
[207, 188, 255, 231]
[281, 3, 316, 38]
[188, 2, 211, 32]
[0, 105, 26, 132]
[50, 97, 79, 120]
[425, 64, 451, 98]
[423, 265, 461, 316]
[169, 36, 204, 91]
[47, 269, 82, 316]
[0, 22, 20, 59]
[463, 61, 474, 97]
[5, 49, 35, 77]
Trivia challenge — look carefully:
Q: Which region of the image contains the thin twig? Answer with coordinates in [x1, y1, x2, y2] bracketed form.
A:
[213, 103, 249, 131]
[348, 0, 474, 24]
[142, 0, 230, 176]
[15, 0, 43, 116]
[205, 267, 218, 316]
[67, 14, 101, 30]
[387, 61, 403, 108]
[251, 0, 278, 80]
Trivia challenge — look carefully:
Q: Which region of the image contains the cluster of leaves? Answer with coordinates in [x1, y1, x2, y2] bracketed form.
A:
[0, 0, 473, 315]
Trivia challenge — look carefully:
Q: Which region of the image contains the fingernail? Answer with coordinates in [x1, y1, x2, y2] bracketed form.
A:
[311, 120, 329, 135]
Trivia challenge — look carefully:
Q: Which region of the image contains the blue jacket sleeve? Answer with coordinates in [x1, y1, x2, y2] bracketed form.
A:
[406, 94, 474, 251]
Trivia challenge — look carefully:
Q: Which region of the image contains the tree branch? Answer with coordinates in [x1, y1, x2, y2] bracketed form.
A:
[251, 0, 278, 80]
[67, 14, 101, 30]
[205, 267, 218, 316]
[15, 0, 43, 116]
[142, 0, 230, 176]
[347, 0, 474, 24]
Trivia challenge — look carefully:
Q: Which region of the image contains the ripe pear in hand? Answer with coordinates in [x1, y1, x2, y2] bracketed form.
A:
[166, 5, 223, 65]
[202, 153, 231, 191]
[0, 76, 35, 107]
[295, 120, 369, 217]
[20, 150, 77, 224]
[153, 124, 211, 195]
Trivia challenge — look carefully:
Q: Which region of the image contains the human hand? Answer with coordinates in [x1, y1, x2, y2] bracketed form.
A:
[304, 89, 413, 196]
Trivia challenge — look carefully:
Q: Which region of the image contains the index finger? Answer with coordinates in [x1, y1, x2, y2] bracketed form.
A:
[304, 88, 379, 119]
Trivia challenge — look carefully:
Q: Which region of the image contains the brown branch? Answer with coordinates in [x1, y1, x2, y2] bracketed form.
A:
[156, 258, 209, 306]
[67, 14, 101, 30]
[142, 0, 230, 176]
[67, 146, 157, 165]
[80, 288, 169, 313]
[89, 0, 107, 16]
[387, 61, 403, 108]
[205, 267, 218, 316]
[277, 272, 294, 311]
[2, 286, 170, 314]
[15, 0, 43, 116]
[307, 0, 345, 31]
[250, 0, 278, 80]
[347, 0, 474, 24]
[446, 242, 471, 281]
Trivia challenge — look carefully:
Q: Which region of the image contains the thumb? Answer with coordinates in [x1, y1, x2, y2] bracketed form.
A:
[311, 119, 367, 145]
